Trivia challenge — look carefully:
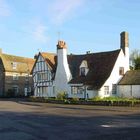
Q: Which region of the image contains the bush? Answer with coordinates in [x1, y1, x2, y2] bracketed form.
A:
[56, 91, 68, 100]
[71, 97, 79, 102]
[90, 96, 102, 101]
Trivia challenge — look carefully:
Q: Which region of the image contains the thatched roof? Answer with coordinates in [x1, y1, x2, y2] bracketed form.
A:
[0, 53, 35, 73]
[119, 70, 140, 85]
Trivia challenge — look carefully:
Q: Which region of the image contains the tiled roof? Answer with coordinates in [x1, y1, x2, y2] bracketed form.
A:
[41, 52, 57, 71]
[118, 70, 140, 85]
[38, 49, 120, 89]
[0, 53, 35, 73]
[68, 49, 121, 89]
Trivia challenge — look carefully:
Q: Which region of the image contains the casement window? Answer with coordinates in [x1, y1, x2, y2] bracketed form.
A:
[112, 84, 117, 94]
[119, 67, 124, 75]
[37, 72, 47, 81]
[25, 75, 29, 81]
[71, 86, 84, 94]
[53, 86, 55, 94]
[104, 86, 109, 95]
[13, 74, 19, 80]
[12, 86, 19, 94]
[12, 62, 17, 69]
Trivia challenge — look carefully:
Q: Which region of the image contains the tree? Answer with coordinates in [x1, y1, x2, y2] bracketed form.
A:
[134, 57, 140, 69]
[130, 49, 140, 70]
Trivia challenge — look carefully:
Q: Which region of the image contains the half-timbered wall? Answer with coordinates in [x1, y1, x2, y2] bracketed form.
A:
[33, 54, 54, 97]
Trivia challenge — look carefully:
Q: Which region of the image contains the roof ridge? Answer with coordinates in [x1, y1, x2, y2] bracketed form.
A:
[68, 49, 121, 56]
[1, 53, 34, 60]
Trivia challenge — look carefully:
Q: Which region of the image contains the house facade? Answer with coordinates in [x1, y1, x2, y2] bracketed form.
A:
[0, 50, 35, 97]
[118, 70, 140, 98]
[32, 31, 129, 98]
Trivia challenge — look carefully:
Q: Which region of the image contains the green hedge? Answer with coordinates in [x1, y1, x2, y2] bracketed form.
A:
[28, 96, 140, 107]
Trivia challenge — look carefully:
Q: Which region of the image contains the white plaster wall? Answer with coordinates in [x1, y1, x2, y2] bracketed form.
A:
[86, 89, 98, 98]
[68, 85, 98, 99]
[69, 93, 85, 99]
[54, 49, 72, 94]
[118, 85, 140, 98]
[99, 49, 129, 98]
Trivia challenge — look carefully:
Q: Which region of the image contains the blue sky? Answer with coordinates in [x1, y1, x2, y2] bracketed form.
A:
[0, 0, 140, 58]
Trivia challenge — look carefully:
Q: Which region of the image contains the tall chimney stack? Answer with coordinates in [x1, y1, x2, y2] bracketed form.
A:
[54, 40, 71, 94]
[120, 31, 129, 55]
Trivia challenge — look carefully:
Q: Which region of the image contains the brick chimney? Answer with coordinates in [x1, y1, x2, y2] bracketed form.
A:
[120, 31, 129, 71]
[54, 40, 72, 94]
[120, 31, 129, 55]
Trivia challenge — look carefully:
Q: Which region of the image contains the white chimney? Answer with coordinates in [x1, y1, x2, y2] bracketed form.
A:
[54, 41, 72, 94]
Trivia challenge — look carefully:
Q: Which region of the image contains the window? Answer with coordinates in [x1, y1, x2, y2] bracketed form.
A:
[13, 74, 19, 80]
[112, 84, 117, 94]
[71, 86, 84, 94]
[119, 67, 124, 75]
[37, 72, 47, 81]
[79, 60, 89, 76]
[80, 67, 86, 76]
[104, 86, 109, 95]
[12, 62, 17, 69]
[25, 75, 29, 81]
[53, 86, 55, 94]
[12, 86, 19, 94]
[71, 87, 78, 94]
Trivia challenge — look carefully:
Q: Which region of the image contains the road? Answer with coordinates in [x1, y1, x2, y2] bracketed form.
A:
[0, 98, 140, 140]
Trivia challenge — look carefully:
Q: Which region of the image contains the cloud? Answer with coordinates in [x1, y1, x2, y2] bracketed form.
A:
[0, 0, 11, 16]
[32, 23, 49, 43]
[47, 0, 85, 25]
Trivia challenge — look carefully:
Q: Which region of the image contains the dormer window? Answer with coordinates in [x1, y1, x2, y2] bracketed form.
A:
[79, 60, 89, 76]
[12, 62, 17, 69]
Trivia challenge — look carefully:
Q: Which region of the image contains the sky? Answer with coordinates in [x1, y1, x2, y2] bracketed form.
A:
[0, 0, 140, 58]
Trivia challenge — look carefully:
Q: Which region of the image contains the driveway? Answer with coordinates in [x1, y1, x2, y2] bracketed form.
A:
[0, 98, 140, 140]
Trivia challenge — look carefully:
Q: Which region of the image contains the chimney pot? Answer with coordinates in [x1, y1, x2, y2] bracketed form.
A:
[57, 40, 67, 49]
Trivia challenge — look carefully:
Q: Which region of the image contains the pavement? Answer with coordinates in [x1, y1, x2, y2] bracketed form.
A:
[0, 98, 140, 140]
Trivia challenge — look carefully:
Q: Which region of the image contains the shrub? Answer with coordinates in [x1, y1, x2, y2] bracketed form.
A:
[90, 96, 102, 101]
[56, 91, 68, 100]
[72, 97, 79, 102]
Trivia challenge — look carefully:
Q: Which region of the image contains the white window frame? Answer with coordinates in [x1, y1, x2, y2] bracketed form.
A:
[104, 86, 109, 95]
[13, 74, 19, 80]
[37, 72, 47, 81]
[12, 86, 19, 94]
[25, 75, 29, 81]
[112, 84, 117, 94]
[119, 67, 124, 75]
[71, 86, 84, 94]
[12, 62, 17, 69]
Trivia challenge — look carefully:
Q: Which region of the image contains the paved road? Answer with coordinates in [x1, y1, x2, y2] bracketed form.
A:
[0, 99, 140, 140]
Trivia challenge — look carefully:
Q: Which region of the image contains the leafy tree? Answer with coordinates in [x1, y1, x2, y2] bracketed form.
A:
[130, 49, 140, 70]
